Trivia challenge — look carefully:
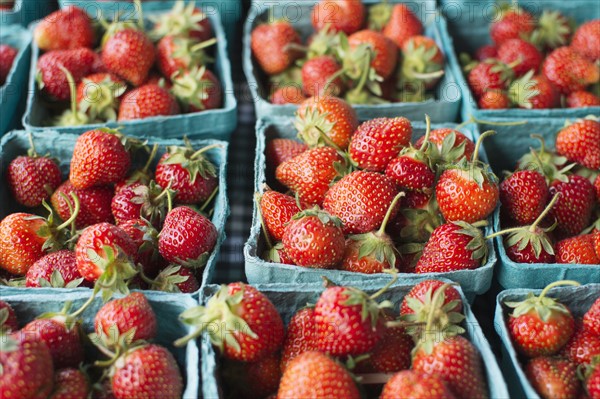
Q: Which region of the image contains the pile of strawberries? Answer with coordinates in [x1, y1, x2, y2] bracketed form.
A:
[251, 0, 445, 105]
[180, 279, 491, 398]
[502, 281, 600, 399]
[0, 42, 17, 86]
[0, 128, 222, 295]
[258, 95, 499, 275]
[0, 292, 185, 398]
[33, 1, 221, 126]
[464, 6, 599, 109]
[495, 117, 600, 265]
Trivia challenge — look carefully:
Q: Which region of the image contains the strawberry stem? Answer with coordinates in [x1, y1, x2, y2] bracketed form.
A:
[472, 130, 495, 164]
[59, 65, 85, 125]
[349, 50, 373, 96]
[538, 280, 580, 301]
[424, 282, 453, 332]
[485, 227, 523, 240]
[191, 143, 221, 159]
[369, 269, 398, 300]
[377, 192, 405, 235]
[56, 192, 80, 231]
[418, 114, 432, 152]
[190, 37, 218, 52]
[69, 287, 99, 319]
[199, 187, 219, 213]
[529, 192, 560, 232]
[27, 132, 38, 157]
[141, 144, 159, 174]
[283, 42, 309, 53]
[315, 125, 344, 152]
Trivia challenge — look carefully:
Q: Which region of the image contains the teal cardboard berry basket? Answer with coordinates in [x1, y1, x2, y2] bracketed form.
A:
[494, 284, 600, 399]
[22, 8, 237, 140]
[243, 117, 498, 301]
[0, 129, 230, 293]
[1, 290, 201, 399]
[0, 0, 55, 26]
[243, 0, 462, 123]
[438, 0, 600, 121]
[0, 24, 31, 136]
[200, 281, 509, 399]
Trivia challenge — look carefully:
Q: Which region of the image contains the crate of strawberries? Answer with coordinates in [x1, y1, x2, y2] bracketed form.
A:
[439, 1, 600, 119]
[22, 2, 237, 140]
[244, 95, 500, 300]
[243, 0, 462, 123]
[0, 290, 201, 398]
[0, 24, 31, 135]
[0, 128, 229, 297]
[494, 281, 600, 399]
[194, 278, 509, 398]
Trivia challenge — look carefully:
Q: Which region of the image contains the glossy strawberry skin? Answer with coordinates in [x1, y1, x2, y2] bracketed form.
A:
[349, 30, 398, 79]
[95, 292, 157, 342]
[49, 368, 90, 399]
[497, 38, 542, 77]
[383, 4, 423, 48]
[478, 90, 510, 109]
[525, 357, 581, 399]
[556, 234, 600, 265]
[22, 318, 84, 369]
[0, 44, 17, 85]
[37, 48, 96, 101]
[0, 213, 48, 275]
[556, 119, 600, 170]
[571, 19, 600, 61]
[500, 170, 549, 225]
[102, 28, 155, 86]
[301, 55, 344, 97]
[490, 10, 534, 45]
[468, 61, 511, 98]
[270, 86, 306, 105]
[549, 175, 596, 238]
[583, 297, 600, 336]
[8, 154, 62, 208]
[385, 155, 435, 192]
[260, 191, 302, 242]
[118, 84, 180, 121]
[311, 0, 365, 35]
[566, 91, 600, 108]
[415, 128, 475, 162]
[400, 279, 463, 317]
[381, 370, 456, 399]
[26, 249, 91, 288]
[281, 307, 318, 371]
[560, 322, 600, 366]
[118, 218, 164, 277]
[265, 139, 308, 176]
[505, 230, 556, 264]
[542, 47, 599, 94]
[51, 181, 115, 229]
[34, 6, 94, 51]
[251, 21, 301, 76]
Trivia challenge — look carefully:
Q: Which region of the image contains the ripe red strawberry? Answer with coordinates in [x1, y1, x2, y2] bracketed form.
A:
[556, 119, 600, 170]
[479, 90, 510, 109]
[223, 352, 281, 399]
[275, 146, 343, 206]
[348, 30, 398, 79]
[584, 297, 600, 336]
[295, 95, 358, 149]
[22, 317, 84, 369]
[150, 265, 200, 293]
[324, 171, 400, 234]
[49, 368, 90, 399]
[270, 85, 305, 104]
[400, 35, 445, 89]
[0, 301, 18, 332]
[556, 234, 600, 264]
[349, 117, 412, 172]
[585, 363, 600, 399]
[0, 213, 49, 275]
[381, 4, 423, 47]
[400, 279, 463, 324]
[506, 281, 576, 357]
[490, 8, 534, 45]
[381, 370, 456, 399]
[76, 73, 126, 121]
[176, 283, 284, 362]
[571, 20, 600, 61]
[567, 91, 600, 108]
[561, 321, 600, 366]
[415, 128, 475, 164]
[265, 138, 308, 175]
[118, 84, 180, 121]
[526, 357, 581, 399]
[102, 28, 155, 86]
[281, 307, 317, 371]
[500, 169, 549, 225]
[497, 38, 542, 77]
[262, 242, 295, 265]
[251, 20, 301, 75]
[171, 66, 222, 112]
[37, 48, 96, 101]
[278, 351, 360, 399]
[549, 174, 596, 238]
[51, 181, 115, 228]
[0, 44, 17, 85]
[155, 143, 218, 205]
[156, 35, 214, 79]
[118, 218, 164, 277]
[508, 71, 559, 109]
[475, 44, 498, 61]
[301, 55, 344, 97]
[468, 59, 514, 98]
[111, 181, 171, 227]
[0, 331, 54, 399]
[95, 292, 157, 343]
[26, 250, 90, 288]
[543, 47, 599, 94]
[415, 221, 488, 273]
[70, 129, 131, 189]
[150, 1, 212, 42]
[312, 0, 365, 35]
[34, 6, 94, 51]
[259, 190, 302, 242]
[110, 344, 183, 399]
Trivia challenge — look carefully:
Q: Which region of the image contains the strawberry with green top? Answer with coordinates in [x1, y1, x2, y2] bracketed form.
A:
[376, 3, 423, 47]
[150, 265, 200, 293]
[381, 370, 456, 399]
[489, 6, 534, 45]
[311, 0, 365, 35]
[525, 357, 581, 399]
[467, 59, 515, 99]
[497, 38, 542, 77]
[76, 73, 127, 122]
[542, 47, 599, 94]
[301, 55, 344, 97]
[119, 218, 164, 277]
[171, 66, 222, 112]
[400, 35, 445, 89]
[548, 174, 596, 238]
[556, 118, 600, 170]
[118, 84, 181, 121]
[51, 181, 115, 229]
[530, 10, 572, 50]
[150, 0, 212, 42]
[556, 234, 600, 264]
[111, 181, 173, 227]
[49, 368, 90, 399]
[37, 47, 97, 101]
[26, 250, 89, 288]
[508, 71, 559, 109]
[415, 127, 475, 164]
[348, 30, 398, 80]
[500, 168, 550, 225]
[251, 20, 302, 76]
[94, 292, 157, 344]
[156, 35, 215, 79]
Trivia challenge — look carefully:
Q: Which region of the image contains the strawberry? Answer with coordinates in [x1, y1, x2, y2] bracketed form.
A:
[118, 84, 180, 121]
[259, 190, 302, 242]
[585, 362, 600, 399]
[176, 283, 284, 362]
[115, 218, 164, 278]
[400, 35, 445, 89]
[584, 297, 600, 335]
[348, 30, 398, 79]
[281, 307, 318, 371]
[111, 181, 171, 226]
[567, 91, 600, 108]
[500, 169, 549, 225]
[543, 47, 599, 94]
[301, 55, 344, 97]
[26, 250, 89, 288]
[158, 206, 217, 268]
[478, 90, 510, 109]
[556, 119, 600, 170]
[415, 128, 475, 164]
[262, 242, 295, 265]
[0, 301, 18, 332]
[265, 138, 308, 176]
[490, 8, 534, 45]
[415, 221, 488, 273]
[22, 316, 84, 369]
[171, 66, 222, 112]
[70, 128, 131, 189]
[0, 213, 50, 275]
[33, 6, 94, 51]
[468, 59, 514, 98]
[51, 181, 114, 229]
[95, 292, 157, 343]
[37, 48, 96, 101]
[76, 73, 126, 121]
[150, 1, 212, 42]
[400, 279, 463, 328]
[270, 85, 305, 104]
[0, 331, 54, 399]
[312, 0, 365, 35]
[150, 264, 200, 293]
[497, 38, 542, 77]
[277, 351, 360, 399]
[556, 234, 600, 264]
[8, 140, 62, 208]
[530, 10, 572, 50]
[251, 20, 301, 75]
[525, 357, 581, 399]
[295, 95, 358, 150]
[379, 4, 423, 47]
[549, 174, 596, 238]
[49, 368, 90, 399]
[110, 344, 183, 399]
[0, 44, 17, 85]
[155, 142, 218, 205]
[561, 321, 600, 365]
[102, 28, 155, 86]
[275, 146, 343, 206]
[506, 281, 577, 357]
[156, 35, 214, 79]
[349, 117, 412, 172]
[475, 44, 498, 61]
[223, 353, 281, 399]
[381, 370, 456, 399]
[508, 71, 559, 109]
[324, 170, 400, 234]
[571, 20, 600, 61]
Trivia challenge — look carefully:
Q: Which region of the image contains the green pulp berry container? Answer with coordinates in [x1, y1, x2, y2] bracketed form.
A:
[0, 0, 56, 26]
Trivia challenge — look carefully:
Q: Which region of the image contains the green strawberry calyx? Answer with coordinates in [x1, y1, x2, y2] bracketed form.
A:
[518, 134, 572, 184]
[291, 207, 343, 228]
[505, 280, 581, 322]
[130, 181, 175, 227]
[78, 74, 127, 122]
[367, 2, 392, 31]
[171, 65, 218, 111]
[400, 38, 444, 85]
[295, 105, 337, 148]
[306, 25, 340, 59]
[442, 130, 498, 189]
[149, 0, 208, 41]
[171, 37, 216, 71]
[508, 70, 541, 109]
[453, 220, 489, 262]
[90, 244, 139, 302]
[54, 66, 92, 128]
[342, 271, 398, 329]
[146, 264, 190, 293]
[162, 139, 219, 184]
[530, 10, 572, 50]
